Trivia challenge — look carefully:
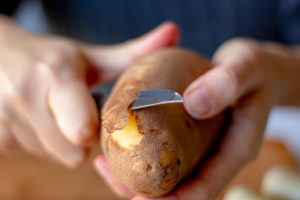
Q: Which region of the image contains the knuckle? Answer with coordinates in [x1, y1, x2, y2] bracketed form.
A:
[225, 38, 257, 49]
[41, 52, 69, 72]
[39, 42, 80, 73]
[221, 67, 240, 98]
[216, 38, 265, 74]
[223, 38, 262, 60]
[36, 55, 79, 83]
[233, 41, 264, 67]
[47, 38, 78, 55]
[0, 73, 28, 102]
[1, 82, 30, 110]
[6, 81, 30, 103]
[35, 59, 63, 81]
[243, 48, 264, 69]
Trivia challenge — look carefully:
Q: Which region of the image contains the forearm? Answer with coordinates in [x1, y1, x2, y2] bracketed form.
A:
[264, 43, 300, 107]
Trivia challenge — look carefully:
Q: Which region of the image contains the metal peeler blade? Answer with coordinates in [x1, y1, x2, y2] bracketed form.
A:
[131, 89, 184, 110]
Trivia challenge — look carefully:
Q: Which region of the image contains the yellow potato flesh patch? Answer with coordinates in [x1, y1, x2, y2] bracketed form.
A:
[111, 113, 143, 149]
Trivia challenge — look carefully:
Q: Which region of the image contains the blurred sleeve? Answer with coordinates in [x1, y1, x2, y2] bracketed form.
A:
[0, 0, 21, 15]
[277, 0, 300, 44]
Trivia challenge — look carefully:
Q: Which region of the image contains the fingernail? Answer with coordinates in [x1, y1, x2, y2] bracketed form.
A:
[185, 88, 211, 118]
[94, 157, 112, 182]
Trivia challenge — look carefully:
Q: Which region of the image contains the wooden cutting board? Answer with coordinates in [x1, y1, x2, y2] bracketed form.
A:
[0, 140, 296, 200]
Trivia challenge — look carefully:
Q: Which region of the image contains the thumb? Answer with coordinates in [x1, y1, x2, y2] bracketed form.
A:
[183, 58, 259, 120]
[82, 21, 180, 84]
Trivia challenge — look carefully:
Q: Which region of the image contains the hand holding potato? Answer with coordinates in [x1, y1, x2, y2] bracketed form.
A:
[95, 38, 300, 200]
[0, 15, 179, 167]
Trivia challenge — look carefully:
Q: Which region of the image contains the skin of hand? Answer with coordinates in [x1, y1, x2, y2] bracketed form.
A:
[0, 15, 180, 167]
[94, 38, 300, 199]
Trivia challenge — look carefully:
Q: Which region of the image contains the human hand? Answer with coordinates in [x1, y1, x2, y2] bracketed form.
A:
[0, 16, 180, 167]
[94, 38, 285, 199]
[138, 38, 279, 200]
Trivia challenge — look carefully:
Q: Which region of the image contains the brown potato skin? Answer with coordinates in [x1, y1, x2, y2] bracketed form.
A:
[101, 48, 226, 197]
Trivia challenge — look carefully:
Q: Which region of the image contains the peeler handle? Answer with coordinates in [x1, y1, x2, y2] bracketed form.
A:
[91, 88, 107, 110]
[90, 83, 114, 110]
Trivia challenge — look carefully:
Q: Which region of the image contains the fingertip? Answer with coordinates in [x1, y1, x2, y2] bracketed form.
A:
[132, 21, 181, 57]
[93, 155, 107, 172]
[157, 21, 181, 46]
[81, 21, 181, 84]
[67, 91, 100, 146]
[49, 82, 100, 146]
[94, 154, 106, 163]
[183, 87, 212, 119]
[69, 116, 100, 146]
[94, 155, 112, 182]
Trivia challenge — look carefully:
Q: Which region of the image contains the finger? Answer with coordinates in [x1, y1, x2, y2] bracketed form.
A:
[83, 21, 180, 83]
[149, 93, 270, 200]
[94, 155, 135, 199]
[133, 196, 175, 200]
[49, 80, 99, 146]
[183, 50, 262, 119]
[8, 108, 47, 157]
[6, 85, 88, 167]
[0, 121, 23, 155]
[26, 107, 88, 167]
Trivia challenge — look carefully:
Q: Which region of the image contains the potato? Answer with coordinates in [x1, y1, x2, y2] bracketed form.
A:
[101, 48, 226, 197]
